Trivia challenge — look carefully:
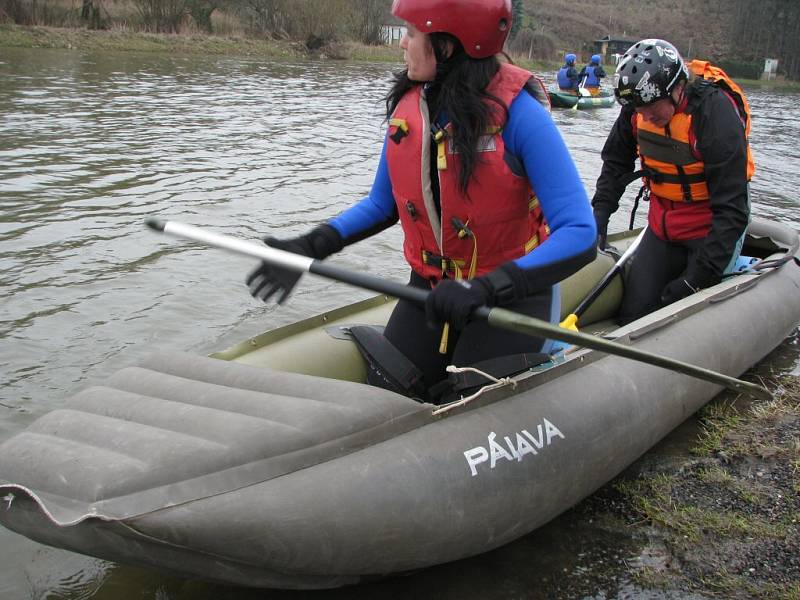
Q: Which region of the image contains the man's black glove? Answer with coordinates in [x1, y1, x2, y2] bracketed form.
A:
[660, 277, 699, 306]
[660, 263, 719, 306]
[246, 224, 343, 304]
[425, 266, 520, 330]
[593, 208, 611, 250]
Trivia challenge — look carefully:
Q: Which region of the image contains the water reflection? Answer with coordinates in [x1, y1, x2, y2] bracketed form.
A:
[0, 47, 798, 599]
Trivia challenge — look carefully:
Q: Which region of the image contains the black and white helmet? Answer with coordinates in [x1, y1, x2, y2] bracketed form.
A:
[614, 39, 689, 107]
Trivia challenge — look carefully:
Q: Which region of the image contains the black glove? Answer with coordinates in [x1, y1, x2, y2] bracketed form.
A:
[593, 208, 611, 250]
[425, 267, 520, 330]
[660, 277, 699, 306]
[246, 224, 343, 304]
[661, 260, 721, 306]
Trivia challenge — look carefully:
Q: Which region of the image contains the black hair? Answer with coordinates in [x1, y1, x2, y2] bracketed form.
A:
[384, 33, 506, 195]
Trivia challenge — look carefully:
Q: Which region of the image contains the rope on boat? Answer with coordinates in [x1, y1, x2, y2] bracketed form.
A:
[432, 366, 517, 415]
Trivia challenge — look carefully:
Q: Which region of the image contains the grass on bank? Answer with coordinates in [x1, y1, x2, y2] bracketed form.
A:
[0, 23, 402, 61]
[616, 373, 800, 599]
[0, 23, 564, 71]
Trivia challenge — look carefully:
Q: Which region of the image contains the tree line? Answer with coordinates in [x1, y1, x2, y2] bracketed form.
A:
[0, 0, 392, 45]
[729, 0, 800, 80]
[1, 0, 798, 80]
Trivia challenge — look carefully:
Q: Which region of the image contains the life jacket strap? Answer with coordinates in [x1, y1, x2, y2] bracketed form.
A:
[629, 185, 651, 230]
[389, 118, 409, 144]
[438, 218, 481, 355]
[421, 250, 466, 274]
[431, 124, 448, 170]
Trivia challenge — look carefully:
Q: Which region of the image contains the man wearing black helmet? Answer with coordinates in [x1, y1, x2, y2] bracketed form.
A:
[592, 38, 753, 325]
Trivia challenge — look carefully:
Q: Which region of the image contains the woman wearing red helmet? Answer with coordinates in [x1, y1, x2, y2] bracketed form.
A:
[247, 0, 596, 402]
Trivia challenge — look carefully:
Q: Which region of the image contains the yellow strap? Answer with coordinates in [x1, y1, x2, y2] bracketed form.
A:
[524, 234, 539, 254]
[439, 323, 450, 354]
[389, 118, 408, 134]
[440, 263, 466, 354]
[438, 225, 478, 354]
[467, 236, 478, 280]
[528, 196, 540, 211]
[433, 129, 447, 171]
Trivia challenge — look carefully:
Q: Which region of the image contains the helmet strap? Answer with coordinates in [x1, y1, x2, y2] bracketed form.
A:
[668, 80, 686, 109]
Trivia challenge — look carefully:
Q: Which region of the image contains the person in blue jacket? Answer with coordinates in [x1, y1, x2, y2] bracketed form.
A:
[579, 54, 607, 93]
[557, 53, 580, 91]
[246, 0, 596, 403]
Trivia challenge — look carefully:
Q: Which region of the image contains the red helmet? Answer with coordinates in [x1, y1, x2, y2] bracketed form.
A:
[392, 0, 513, 59]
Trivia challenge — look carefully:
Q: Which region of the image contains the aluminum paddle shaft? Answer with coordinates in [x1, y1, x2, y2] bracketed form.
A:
[146, 218, 771, 400]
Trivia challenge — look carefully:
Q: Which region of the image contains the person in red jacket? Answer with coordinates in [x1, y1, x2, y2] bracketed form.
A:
[592, 38, 752, 325]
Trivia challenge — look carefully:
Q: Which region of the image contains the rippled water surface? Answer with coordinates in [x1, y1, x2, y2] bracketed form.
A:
[0, 47, 798, 599]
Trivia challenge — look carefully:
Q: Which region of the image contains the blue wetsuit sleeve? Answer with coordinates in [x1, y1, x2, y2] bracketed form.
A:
[327, 135, 399, 244]
[502, 91, 596, 292]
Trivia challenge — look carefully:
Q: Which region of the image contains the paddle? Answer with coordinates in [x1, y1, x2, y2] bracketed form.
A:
[572, 75, 590, 110]
[145, 218, 771, 400]
[560, 226, 647, 331]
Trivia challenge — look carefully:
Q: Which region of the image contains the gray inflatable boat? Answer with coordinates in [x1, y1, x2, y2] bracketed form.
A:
[1, 220, 798, 589]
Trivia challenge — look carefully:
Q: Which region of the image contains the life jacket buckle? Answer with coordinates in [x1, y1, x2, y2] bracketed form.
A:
[422, 250, 463, 274]
[451, 217, 473, 239]
[431, 124, 446, 143]
[389, 118, 409, 144]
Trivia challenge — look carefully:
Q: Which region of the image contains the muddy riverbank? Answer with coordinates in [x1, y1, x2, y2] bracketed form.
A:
[563, 359, 800, 600]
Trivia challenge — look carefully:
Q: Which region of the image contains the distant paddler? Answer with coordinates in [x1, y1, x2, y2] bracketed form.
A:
[578, 54, 607, 96]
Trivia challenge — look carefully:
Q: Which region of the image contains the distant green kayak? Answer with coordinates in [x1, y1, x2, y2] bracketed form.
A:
[549, 87, 616, 109]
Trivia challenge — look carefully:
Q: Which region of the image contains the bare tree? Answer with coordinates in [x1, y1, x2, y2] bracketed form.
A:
[81, 0, 101, 29]
[133, 0, 187, 33]
[347, 0, 390, 45]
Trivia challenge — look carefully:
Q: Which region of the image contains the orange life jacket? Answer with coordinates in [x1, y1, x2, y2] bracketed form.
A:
[634, 60, 754, 240]
[386, 63, 549, 283]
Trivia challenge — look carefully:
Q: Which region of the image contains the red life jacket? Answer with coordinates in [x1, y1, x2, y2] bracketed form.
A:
[633, 61, 753, 241]
[386, 62, 548, 283]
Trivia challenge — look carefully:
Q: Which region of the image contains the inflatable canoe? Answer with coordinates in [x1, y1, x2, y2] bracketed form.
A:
[548, 87, 616, 109]
[0, 219, 798, 589]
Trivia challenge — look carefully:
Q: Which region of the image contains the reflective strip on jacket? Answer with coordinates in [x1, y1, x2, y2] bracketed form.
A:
[386, 62, 548, 282]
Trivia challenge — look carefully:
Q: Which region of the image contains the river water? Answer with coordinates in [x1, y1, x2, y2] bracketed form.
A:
[0, 47, 798, 599]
